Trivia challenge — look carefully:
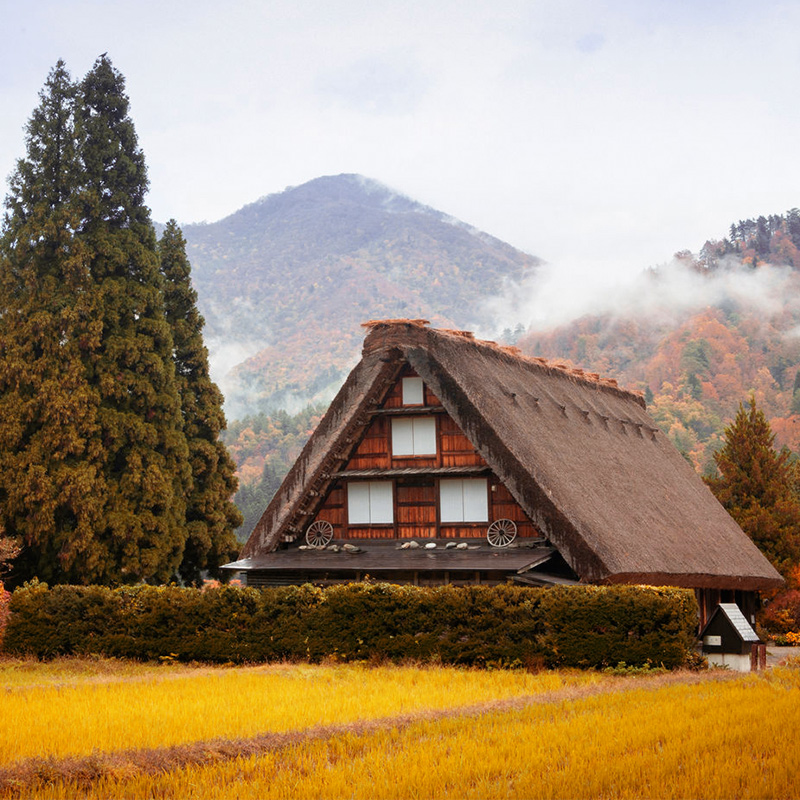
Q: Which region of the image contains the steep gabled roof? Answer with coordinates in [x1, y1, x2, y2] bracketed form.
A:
[239, 319, 783, 591]
[700, 603, 761, 643]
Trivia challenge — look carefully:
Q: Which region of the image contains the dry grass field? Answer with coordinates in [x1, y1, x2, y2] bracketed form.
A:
[1, 656, 798, 799]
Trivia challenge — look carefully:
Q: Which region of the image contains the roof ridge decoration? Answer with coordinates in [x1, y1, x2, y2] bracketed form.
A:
[361, 318, 644, 406]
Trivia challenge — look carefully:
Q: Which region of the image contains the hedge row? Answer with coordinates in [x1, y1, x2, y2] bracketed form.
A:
[2, 580, 698, 669]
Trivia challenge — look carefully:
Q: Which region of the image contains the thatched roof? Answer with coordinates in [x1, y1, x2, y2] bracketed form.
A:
[238, 319, 783, 591]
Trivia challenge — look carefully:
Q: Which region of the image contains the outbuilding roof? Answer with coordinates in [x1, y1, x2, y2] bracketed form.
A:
[237, 319, 783, 591]
[702, 602, 761, 643]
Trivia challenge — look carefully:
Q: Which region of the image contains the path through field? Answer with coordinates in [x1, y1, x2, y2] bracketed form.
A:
[0, 668, 741, 798]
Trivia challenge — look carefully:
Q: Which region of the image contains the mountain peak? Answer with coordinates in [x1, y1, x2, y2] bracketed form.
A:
[246, 173, 436, 220]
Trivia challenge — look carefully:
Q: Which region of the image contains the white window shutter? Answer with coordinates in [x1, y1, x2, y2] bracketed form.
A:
[439, 478, 488, 522]
[439, 479, 464, 522]
[348, 483, 371, 524]
[412, 418, 437, 455]
[348, 482, 394, 524]
[462, 479, 488, 521]
[369, 482, 394, 523]
[402, 377, 424, 405]
[392, 418, 415, 456]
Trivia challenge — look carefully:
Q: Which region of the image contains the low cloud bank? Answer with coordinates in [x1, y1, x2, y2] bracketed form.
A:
[483, 256, 796, 337]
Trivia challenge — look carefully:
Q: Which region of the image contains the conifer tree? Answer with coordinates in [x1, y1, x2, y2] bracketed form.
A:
[159, 220, 241, 584]
[0, 61, 105, 582]
[706, 396, 800, 578]
[72, 56, 191, 583]
[0, 57, 192, 584]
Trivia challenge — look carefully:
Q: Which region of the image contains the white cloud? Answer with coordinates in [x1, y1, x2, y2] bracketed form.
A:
[484, 255, 797, 336]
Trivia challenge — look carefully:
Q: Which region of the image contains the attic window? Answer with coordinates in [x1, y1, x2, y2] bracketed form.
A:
[392, 417, 436, 456]
[402, 377, 424, 405]
[440, 478, 488, 522]
[348, 481, 393, 524]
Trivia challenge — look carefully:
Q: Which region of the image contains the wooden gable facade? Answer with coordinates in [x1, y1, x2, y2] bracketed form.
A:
[313, 365, 541, 544]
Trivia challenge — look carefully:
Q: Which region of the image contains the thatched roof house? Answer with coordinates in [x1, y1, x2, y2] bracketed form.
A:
[224, 319, 782, 622]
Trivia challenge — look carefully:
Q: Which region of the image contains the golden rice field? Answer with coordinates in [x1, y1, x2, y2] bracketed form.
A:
[1, 657, 799, 799]
[0, 657, 595, 765]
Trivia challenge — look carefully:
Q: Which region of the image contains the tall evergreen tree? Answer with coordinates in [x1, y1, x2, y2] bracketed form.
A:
[72, 56, 191, 583]
[159, 220, 241, 584]
[755, 215, 771, 257]
[706, 396, 800, 578]
[0, 57, 192, 584]
[787, 208, 800, 250]
[0, 61, 105, 582]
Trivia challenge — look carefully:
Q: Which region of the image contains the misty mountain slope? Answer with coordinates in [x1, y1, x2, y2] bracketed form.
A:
[515, 219, 800, 473]
[182, 174, 541, 416]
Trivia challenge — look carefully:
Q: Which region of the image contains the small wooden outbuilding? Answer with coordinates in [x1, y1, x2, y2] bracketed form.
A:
[700, 603, 766, 671]
[223, 319, 782, 626]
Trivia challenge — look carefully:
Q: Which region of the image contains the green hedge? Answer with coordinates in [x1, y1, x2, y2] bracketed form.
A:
[2, 580, 698, 669]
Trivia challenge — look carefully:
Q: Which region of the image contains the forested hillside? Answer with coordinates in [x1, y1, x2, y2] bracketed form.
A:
[223, 405, 324, 538]
[182, 174, 541, 417]
[519, 210, 800, 473]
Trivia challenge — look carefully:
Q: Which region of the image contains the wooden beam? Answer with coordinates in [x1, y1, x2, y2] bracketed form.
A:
[369, 406, 448, 417]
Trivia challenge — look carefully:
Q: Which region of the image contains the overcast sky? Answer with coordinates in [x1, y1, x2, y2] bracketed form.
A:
[3, 0, 800, 288]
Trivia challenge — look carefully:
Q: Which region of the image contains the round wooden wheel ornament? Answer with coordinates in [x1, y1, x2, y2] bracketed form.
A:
[305, 520, 334, 548]
[487, 519, 517, 547]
